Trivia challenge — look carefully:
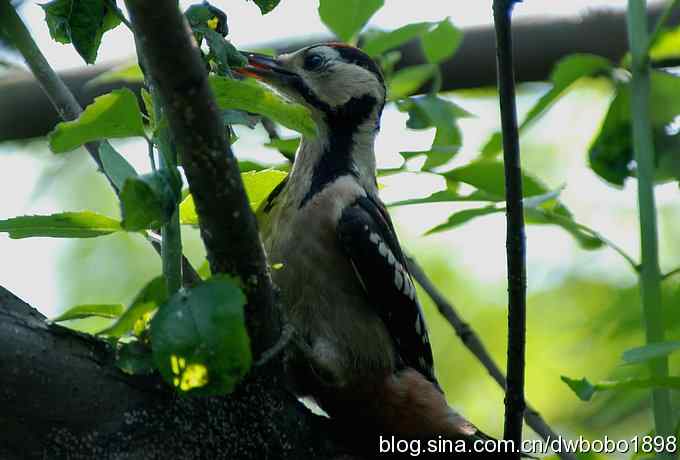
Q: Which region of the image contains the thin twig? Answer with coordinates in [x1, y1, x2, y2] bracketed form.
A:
[493, 0, 527, 452]
[662, 266, 680, 281]
[407, 257, 578, 460]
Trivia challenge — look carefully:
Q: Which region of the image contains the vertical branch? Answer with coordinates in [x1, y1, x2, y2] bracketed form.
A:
[124, 0, 279, 357]
[627, 0, 675, 452]
[492, 0, 526, 452]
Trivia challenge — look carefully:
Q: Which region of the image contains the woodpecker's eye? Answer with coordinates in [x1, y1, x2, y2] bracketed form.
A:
[303, 54, 324, 71]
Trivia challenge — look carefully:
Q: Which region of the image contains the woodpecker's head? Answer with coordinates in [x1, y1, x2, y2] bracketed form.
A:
[238, 44, 386, 129]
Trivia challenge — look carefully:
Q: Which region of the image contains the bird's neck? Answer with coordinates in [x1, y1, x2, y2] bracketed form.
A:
[290, 94, 382, 208]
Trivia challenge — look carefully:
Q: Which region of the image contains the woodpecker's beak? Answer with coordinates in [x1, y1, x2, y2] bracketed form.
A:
[235, 52, 297, 86]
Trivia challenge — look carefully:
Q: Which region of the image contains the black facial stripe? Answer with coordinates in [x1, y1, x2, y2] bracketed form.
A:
[299, 94, 378, 208]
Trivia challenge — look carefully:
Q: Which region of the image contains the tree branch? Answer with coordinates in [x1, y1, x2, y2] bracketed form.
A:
[0, 285, 339, 460]
[123, 0, 278, 357]
[2, 4, 679, 142]
[407, 258, 577, 460]
[493, 0, 527, 453]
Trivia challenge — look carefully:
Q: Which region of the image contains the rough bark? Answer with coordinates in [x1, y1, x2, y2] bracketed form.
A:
[0, 285, 337, 460]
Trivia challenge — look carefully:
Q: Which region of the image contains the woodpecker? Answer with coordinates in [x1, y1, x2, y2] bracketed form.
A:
[237, 44, 493, 446]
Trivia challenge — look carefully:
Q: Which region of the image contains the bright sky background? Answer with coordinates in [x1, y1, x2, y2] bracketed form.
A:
[2, 0, 678, 318]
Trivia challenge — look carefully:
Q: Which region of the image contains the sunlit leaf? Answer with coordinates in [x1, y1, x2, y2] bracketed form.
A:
[649, 25, 680, 62]
[41, 0, 120, 64]
[443, 161, 549, 198]
[362, 22, 431, 57]
[120, 171, 181, 231]
[318, 0, 384, 42]
[87, 62, 144, 87]
[48, 88, 145, 153]
[426, 206, 502, 235]
[420, 18, 461, 64]
[482, 54, 612, 157]
[622, 341, 680, 364]
[388, 189, 502, 207]
[50, 303, 124, 322]
[151, 276, 251, 396]
[211, 77, 316, 137]
[180, 169, 287, 225]
[98, 276, 168, 338]
[0, 212, 121, 239]
[388, 64, 436, 100]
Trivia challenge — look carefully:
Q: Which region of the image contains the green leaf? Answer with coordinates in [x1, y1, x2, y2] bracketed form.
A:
[561, 375, 680, 401]
[222, 110, 259, 128]
[50, 303, 125, 322]
[589, 71, 680, 186]
[180, 169, 288, 225]
[388, 189, 502, 207]
[87, 62, 144, 87]
[318, 0, 384, 43]
[249, 0, 281, 15]
[151, 276, 251, 396]
[41, 0, 121, 64]
[120, 171, 181, 231]
[622, 341, 680, 364]
[397, 95, 471, 168]
[99, 142, 137, 191]
[561, 376, 597, 401]
[48, 88, 145, 153]
[265, 137, 300, 157]
[524, 208, 604, 250]
[443, 161, 549, 198]
[98, 276, 169, 338]
[211, 77, 316, 137]
[185, 2, 228, 36]
[482, 54, 612, 157]
[362, 22, 431, 57]
[0, 212, 121, 239]
[116, 340, 155, 376]
[420, 18, 462, 64]
[200, 28, 246, 75]
[388, 64, 436, 100]
[426, 206, 502, 235]
[649, 25, 680, 63]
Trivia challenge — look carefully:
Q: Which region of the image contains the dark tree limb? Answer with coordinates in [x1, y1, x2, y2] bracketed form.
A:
[407, 258, 577, 460]
[0, 285, 338, 460]
[493, 0, 527, 453]
[2, 3, 678, 142]
[123, 0, 278, 358]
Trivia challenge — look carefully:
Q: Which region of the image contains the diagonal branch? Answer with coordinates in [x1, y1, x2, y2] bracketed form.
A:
[123, 0, 279, 357]
[407, 257, 577, 460]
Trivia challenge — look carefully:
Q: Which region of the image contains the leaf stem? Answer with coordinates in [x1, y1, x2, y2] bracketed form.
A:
[493, 0, 526, 452]
[627, 0, 675, 454]
[662, 266, 680, 281]
[568, 220, 640, 271]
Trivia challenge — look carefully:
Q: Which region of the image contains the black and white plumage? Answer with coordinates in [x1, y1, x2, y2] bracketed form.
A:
[239, 44, 487, 441]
